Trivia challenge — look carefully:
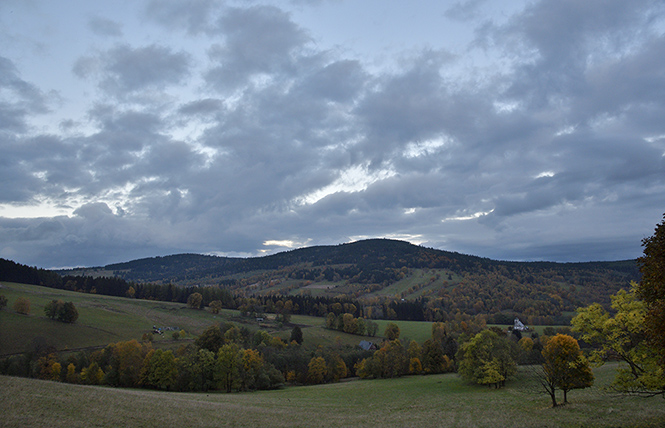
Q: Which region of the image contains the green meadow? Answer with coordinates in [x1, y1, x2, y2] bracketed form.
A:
[0, 282, 379, 355]
[2, 363, 664, 428]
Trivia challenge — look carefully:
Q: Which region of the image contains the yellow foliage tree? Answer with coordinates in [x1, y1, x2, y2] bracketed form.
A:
[541, 334, 593, 405]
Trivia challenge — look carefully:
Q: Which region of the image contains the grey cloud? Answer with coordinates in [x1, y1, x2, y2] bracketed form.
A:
[298, 60, 368, 102]
[89, 16, 123, 37]
[444, 0, 488, 22]
[144, 0, 220, 35]
[495, 0, 665, 109]
[178, 98, 224, 116]
[74, 44, 192, 96]
[205, 5, 311, 90]
[0, 56, 48, 133]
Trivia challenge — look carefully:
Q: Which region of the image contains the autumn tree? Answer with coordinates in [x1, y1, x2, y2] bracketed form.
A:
[327, 353, 348, 382]
[216, 344, 241, 392]
[421, 339, 451, 374]
[572, 284, 665, 396]
[307, 356, 328, 384]
[187, 292, 203, 309]
[384, 322, 400, 340]
[209, 300, 223, 314]
[457, 330, 517, 388]
[103, 340, 151, 388]
[636, 214, 665, 366]
[373, 340, 408, 378]
[13, 297, 30, 315]
[541, 334, 593, 405]
[66, 363, 78, 383]
[81, 362, 105, 385]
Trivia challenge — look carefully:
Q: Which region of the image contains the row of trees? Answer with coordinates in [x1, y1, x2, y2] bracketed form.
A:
[0, 295, 79, 323]
[44, 300, 79, 323]
[324, 312, 379, 337]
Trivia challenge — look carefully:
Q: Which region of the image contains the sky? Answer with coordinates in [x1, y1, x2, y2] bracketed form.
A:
[1, 0, 664, 268]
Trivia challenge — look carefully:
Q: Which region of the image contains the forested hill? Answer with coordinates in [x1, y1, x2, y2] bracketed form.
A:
[4, 239, 641, 324]
[93, 238, 638, 284]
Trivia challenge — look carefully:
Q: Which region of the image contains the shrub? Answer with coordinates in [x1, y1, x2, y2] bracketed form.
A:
[13, 297, 30, 315]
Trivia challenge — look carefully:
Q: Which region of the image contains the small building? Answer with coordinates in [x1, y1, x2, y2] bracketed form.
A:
[359, 340, 377, 351]
[513, 317, 529, 332]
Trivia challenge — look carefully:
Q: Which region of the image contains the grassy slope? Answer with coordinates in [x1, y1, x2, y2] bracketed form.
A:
[0, 282, 388, 355]
[0, 281, 245, 355]
[2, 363, 664, 428]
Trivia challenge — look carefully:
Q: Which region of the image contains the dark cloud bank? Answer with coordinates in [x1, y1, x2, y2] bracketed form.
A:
[1, 0, 664, 268]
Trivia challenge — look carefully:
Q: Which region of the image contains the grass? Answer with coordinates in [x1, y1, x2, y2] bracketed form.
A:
[372, 319, 435, 343]
[0, 282, 249, 355]
[2, 363, 664, 428]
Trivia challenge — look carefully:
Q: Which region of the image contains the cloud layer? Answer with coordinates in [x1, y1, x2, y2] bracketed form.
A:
[1, 0, 664, 267]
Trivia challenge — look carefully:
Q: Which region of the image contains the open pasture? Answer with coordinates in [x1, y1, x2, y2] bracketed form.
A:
[0, 282, 240, 355]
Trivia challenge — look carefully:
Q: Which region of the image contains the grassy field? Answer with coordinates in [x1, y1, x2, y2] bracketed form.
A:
[1, 363, 664, 428]
[0, 281, 256, 355]
[0, 282, 387, 355]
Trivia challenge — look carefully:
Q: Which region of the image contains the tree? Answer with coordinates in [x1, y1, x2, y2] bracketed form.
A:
[366, 320, 379, 337]
[81, 362, 104, 385]
[457, 330, 517, 388]
[44, 300, 78, 323]
[60, 301, 78, 323]
[384, 322, 400, 340]
[13, 297, 30, 315]
[195, 325, 225, 353]
[290, 325, 303, 345]
[421, 339, 451, 374]
[637, 214, 665, 366]
[44, 299, 60, 319]
[541, 334, 593, 405]
[572, 284, 665, 396]
[66, 363, 78, 383]
[216, 344, 241, 392]
[140, 349, 178, 390]
[209, 300, 223, 314]
[307, 356, 328, 384]
[327, 353, 347, 382]
[108, 340, 151, 388]
[187, 292, 203, 309]
[372, 340, 408, 378]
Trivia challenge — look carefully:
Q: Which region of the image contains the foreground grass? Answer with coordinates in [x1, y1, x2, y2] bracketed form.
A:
[2, 364, 664, 428]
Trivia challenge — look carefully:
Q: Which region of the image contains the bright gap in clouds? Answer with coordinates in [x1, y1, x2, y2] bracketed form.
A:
[403, 137, 449, 158]
[443, 209, 495, 222]
[0, 202, 70, 219]
[294, 164, 397, 206]
[348, 234, 427, 245]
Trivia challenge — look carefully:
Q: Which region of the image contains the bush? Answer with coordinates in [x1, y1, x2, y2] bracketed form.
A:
[13, 297, 30, 315]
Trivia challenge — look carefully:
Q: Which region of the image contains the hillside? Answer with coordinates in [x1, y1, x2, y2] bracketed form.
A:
[56, 239, 640, 324]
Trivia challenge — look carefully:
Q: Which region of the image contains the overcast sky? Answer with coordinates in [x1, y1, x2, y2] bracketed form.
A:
[1, 0, 664, 268]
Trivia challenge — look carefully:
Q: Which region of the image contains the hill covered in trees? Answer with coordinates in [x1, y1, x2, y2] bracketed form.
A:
[50, 239, 638, 325]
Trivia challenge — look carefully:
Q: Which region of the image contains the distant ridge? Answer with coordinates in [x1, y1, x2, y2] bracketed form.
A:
[68, 238, 638, 285]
